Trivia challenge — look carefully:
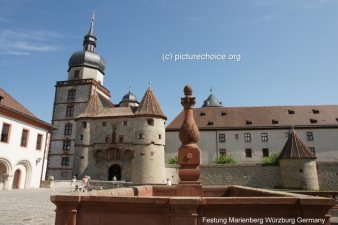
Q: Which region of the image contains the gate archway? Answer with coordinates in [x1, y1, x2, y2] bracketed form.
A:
[108, 164, 121, 181]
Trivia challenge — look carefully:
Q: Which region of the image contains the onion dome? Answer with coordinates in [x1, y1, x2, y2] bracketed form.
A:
[68, 13, 106, 74]
[120, 91, 139, 104]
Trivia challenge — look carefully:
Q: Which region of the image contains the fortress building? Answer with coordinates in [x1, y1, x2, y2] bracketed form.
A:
[0, 88, 54, 190]
[47, 16, 166, 183]
[166, 92, 338, 164]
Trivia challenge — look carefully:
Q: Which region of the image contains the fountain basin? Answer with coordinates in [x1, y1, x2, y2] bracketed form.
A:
[51, 185, 335, 225]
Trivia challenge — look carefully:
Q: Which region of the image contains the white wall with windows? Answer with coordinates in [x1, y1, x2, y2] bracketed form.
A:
[165, 128, 338, 164]
[0, 114, 51, 190]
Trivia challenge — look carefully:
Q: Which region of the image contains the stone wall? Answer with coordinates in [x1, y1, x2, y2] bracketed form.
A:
[165, 163, 338, 191]
[200, 164, 281, 188]
[317, 162, 338, 191]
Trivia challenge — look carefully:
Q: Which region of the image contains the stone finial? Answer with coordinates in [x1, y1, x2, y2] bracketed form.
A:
[177, 85, 201, 187]
[184, 85, 193, 96]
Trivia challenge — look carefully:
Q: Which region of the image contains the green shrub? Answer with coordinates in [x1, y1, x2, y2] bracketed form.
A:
[213, 154, 237, 164]
[260, 152, 281, 164]
[168, 155, 179, 164]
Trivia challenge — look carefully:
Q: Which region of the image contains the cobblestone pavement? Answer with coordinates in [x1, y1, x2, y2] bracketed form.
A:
[0, 188, 70, 225]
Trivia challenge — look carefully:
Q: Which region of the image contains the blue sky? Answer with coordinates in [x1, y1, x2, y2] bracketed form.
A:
[1, 0, 338, 124]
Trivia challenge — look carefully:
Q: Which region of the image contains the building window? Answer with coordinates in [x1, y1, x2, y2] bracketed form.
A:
[68, 90, 76, 99]
[221, 112, 227, 116]
[82, 122, 87, 128]
[219, 134, 225, 142]
[245, 149, 252, 158]
[80, 135, 83, 140]
[261, 133, 268, 142]
[272, 120, 278, 124]
[309, 147, 316, 155]
[66, 106, 74, 116]
[208, 121, 214, 126]
[138, 134, 143, 139]
[200, 112, 205, 116]
[159, 134, 162, 139]
[246, 120, 252, 125]
[219, 149, 226, 155]
[147, 119, 154, 126]
[310, 119, 317, 124]
[102, 122, 106, 126]
[105, 136, 109, 143]
[244, 133, 251, 142]
[306, 132, 314, 141]
[36, 134, 42, 150]
[262, 148, 269, 157]
[1, 123, 10, 143]
[74, 70, 80, 78]
[20, 129, 29, 147]
[63, 141, 71, 150]
[61, 171, 67, 177]
[119, 136, 124, 143]
[64, 124, 72, 135]
[235, 134, 239, 139]
[61, 157, 69, 165]
[312, 109, 319, 114]
[288, 110, 295, 114]
[123, 121, 128, 126]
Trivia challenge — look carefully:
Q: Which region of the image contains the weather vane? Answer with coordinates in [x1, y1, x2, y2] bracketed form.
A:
[148, 81, 151, 88]
[92, 11, 95, 21]
[210, 86, 213, 93]
[129, 85, 132, 91]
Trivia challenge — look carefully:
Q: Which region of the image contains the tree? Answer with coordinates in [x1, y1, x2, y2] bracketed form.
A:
[213, 154, 237, 164]
[168, 155, 179, 164]
[260, 152, 281, 164]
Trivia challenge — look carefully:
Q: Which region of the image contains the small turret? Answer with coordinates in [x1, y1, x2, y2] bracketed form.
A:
[279, 128, 319, 190]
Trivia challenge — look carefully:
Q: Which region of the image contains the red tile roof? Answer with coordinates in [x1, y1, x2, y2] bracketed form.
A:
[135, 88, 167, 119]
[279, 130, 316, 159]
[0, 88, 37, 118]
[166, 105, 338, 130]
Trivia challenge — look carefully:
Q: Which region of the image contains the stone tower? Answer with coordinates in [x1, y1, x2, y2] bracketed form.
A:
[278, 129, 319, 190]
[47, 14, 109, 180]
[73, 88, 167, 184]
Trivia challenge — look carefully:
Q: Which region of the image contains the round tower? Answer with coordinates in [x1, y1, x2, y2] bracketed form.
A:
[130, 88, 167, 184]
[279, 129, 319, 190]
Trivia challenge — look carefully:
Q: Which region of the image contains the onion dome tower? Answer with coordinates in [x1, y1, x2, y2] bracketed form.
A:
[67, 12, 106, 84]
[278, 128, 319, 190]
[120, 86, 139, 107]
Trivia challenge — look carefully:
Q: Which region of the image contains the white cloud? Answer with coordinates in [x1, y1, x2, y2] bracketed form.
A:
[0, 28, 63, 55]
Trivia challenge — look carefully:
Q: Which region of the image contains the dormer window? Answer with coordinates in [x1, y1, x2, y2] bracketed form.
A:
[312, 109, 319, 114]
[207, 121, 214, 126]
[200, 112, 206, 116]
[221, 112, 227, 116]
[74, 70, 80, 78]
[310, 119, 317, 124]
[272, 120, 278, 124]
[246, 120, 252, 125]
[288, 110, 295, 114]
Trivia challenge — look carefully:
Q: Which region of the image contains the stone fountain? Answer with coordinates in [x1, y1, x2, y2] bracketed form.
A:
[51, 85, 335, 225]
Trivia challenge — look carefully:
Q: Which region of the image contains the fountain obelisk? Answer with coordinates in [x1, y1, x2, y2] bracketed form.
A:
[176, 85, 202, 197]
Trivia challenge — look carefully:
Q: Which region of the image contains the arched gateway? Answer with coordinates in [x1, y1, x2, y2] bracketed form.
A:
[108, 164, 121, 181]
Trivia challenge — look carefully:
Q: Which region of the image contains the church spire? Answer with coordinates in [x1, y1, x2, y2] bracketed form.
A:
[83, 11, 97, 51]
